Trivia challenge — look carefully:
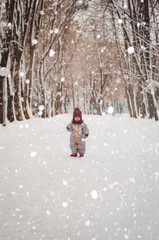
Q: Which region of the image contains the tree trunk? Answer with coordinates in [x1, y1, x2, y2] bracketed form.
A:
[51, 90, 54, 117]
[126, 85, 133, 118]
[97, 101, 102, 115]
[12, 49, 23, 121]
[0, 77, 4, 124]
[141, 0, 158, 120]
[127, 84, 137, 118]
[7, 78, 14, 122]
[21, 81, 30, 120]
[147, 91, 158, 120]
[138, 86, 146, 118]
[55, 84, 61, 116]
[71, 76, 75, 110]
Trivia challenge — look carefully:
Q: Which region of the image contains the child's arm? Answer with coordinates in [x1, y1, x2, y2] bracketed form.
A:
[82, 123, 89, 138]
[66, 122, 72, 132]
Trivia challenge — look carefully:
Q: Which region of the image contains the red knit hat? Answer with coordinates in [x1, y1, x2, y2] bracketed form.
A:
[73, 107, 82, 119]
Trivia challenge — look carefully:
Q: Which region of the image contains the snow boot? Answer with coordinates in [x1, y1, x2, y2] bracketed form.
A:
[70, 153, 77, 157]
[79, 153, 84, 157]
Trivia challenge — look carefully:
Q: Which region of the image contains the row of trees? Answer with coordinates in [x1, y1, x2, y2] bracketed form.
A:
[0, 0, 159, 124]
[0, 0, 89, 124]
[70, 0, 159, 119]
[108, 0, 159, 120]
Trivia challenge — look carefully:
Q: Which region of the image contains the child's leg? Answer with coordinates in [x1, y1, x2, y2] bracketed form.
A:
[79, 141, 86, 154]
[70, 141, 78, 154]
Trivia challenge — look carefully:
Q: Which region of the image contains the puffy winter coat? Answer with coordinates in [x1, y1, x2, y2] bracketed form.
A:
[67, 121, 89, 154]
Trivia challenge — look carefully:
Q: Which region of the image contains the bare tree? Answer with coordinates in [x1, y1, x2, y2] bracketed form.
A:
[107, 0, 159, 120]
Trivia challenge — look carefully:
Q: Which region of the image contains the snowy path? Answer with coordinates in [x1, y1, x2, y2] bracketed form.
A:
[0, 114, 159, 240]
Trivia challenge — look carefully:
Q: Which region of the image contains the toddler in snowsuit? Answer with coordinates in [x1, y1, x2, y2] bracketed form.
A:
[67, 107, 89, 157]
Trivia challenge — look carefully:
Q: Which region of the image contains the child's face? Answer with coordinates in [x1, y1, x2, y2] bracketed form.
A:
[74, 116, 81, 122]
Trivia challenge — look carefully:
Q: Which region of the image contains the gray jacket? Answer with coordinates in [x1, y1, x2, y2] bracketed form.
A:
[67, 121, 89, 154]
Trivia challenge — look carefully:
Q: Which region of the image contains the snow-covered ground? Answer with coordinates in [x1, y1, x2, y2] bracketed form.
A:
[0, 114, 159, 240]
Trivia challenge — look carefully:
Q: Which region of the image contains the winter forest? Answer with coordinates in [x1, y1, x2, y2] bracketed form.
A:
[1, 1, 159, 240]
[0, 0, 159, 123]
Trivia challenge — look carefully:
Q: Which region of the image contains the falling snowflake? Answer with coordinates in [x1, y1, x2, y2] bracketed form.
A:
[124, 234, 129, 239]
[46, 210, 51, 216]
[54, 28, 59, 34]
[127, 46, 134, 54]
[62, 202, 68, 208]
[32, 39, 38, 45]
[20, 72, 25, 77]
[118, 19, 123, 24]
[25, 79, 30, 84]
[141, 45, 146, 50]
[38, 105, 44, 111]
[91, 190, 98, 199]
[85, 220, 90, 226]
[19, 124, 23, 129]
[62, 179, 68, 186]
[25, 124, 29, 128]
[49, 50, 55, 57]
[108, 106, 114, 114]
[30, 151, 37, 157]
[8, 22, 12, 27]
[40, 10, 44, 15]
[128, 177, 136, 183]
[78, 0, 83, 4]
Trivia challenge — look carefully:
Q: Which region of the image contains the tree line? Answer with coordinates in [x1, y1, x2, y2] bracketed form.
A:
[108, 0, 159, 120]
[0, 0, 159, 125]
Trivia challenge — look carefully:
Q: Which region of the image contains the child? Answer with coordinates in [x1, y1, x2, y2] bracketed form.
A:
[67, 107, 89, 157]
